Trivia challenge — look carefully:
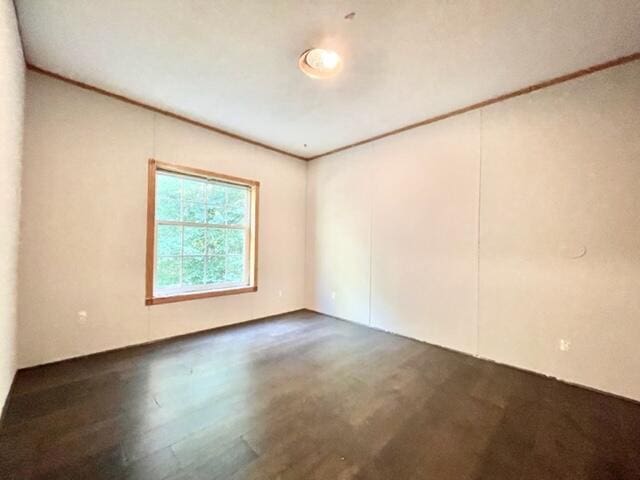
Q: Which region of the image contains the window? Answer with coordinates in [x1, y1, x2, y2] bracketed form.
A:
[145, 160, 258, 305]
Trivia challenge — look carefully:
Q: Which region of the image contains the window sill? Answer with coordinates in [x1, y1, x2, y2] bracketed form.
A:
[146, 285, 257, 305]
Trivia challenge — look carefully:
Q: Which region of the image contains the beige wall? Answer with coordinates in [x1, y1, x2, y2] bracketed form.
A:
[306, 60, 640, 401]
[18, 71, 307, 367]
[0, 0, 24, 412]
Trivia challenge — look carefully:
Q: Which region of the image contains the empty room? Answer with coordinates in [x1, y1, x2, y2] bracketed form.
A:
[1, 1, 640, 478]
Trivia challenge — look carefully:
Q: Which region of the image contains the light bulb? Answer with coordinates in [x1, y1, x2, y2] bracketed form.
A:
[298, 48, 343, 79]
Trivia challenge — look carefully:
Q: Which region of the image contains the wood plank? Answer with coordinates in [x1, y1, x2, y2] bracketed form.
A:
[1, 311, 639, 479]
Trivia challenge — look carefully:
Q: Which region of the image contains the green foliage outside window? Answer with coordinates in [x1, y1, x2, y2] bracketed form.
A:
[155, 173, 249, 292]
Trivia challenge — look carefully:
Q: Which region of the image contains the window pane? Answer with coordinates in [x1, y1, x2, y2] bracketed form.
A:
[225, 254, 244, 283]
[226, 187, 246, 206]
[224, 187, 248, 225]
[156, 195, 181, 221]
[182, 202, 206, 223]
[206, 256, 225, 284]
[182, 178, 206, 203]
[224, 203, 246, 225]
[207, 184, 226, 206]
[226, 229, 245, 255]
[182, 256, 205, 285]
[183, 227, 206, 255]
[157, 174, 181, 200]
[206, 205, 224, 225]
[156, 256, 180, 288]
[206, 228, 225, 255]
[157, 225, 182, 256]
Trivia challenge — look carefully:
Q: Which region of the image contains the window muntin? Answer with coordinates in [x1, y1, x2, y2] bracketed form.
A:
[147, 162, 257, 304]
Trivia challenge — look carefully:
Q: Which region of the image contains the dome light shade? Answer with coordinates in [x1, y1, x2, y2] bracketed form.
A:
[298, 48, 342, 79]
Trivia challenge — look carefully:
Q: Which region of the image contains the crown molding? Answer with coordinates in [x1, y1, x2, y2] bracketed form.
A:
[308, 51, 640, 160]
[27, 52, 640, 163]
[26, 64, 308, 161]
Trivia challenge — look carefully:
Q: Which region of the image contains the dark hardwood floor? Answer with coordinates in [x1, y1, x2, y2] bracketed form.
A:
[1, 310, 639, 479]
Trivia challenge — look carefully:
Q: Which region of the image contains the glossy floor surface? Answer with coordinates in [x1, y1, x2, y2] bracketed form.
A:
[1, 310, 639, 479]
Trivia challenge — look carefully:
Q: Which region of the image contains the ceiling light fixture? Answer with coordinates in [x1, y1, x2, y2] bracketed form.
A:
[298, 48, 342, 79]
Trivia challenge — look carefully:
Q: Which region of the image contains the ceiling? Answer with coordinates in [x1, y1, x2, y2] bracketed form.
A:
[16, 0, 640, 158]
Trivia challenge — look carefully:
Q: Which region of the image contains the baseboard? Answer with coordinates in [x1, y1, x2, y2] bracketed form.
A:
[16, 307, 638, 406]
[19, 308, 309, 372]
[304, 308, 640, 406]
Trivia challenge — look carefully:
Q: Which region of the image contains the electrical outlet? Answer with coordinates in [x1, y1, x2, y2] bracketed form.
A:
[77, 310, 88, 324]
[331, 291, 336, 300]
[559, 339, 571, 352]
[278, 290, 283, 298]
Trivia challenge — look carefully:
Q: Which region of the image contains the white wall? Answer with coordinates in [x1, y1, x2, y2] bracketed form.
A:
[306, 113, 481, 355]
[18, 71, 307, 367]
[479, 61, 640, 400]
[0, 0, 24, 413]
[306, 60, 640, 401]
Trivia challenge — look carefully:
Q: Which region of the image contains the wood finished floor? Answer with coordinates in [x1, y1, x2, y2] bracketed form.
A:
[1, 310, 639, 480]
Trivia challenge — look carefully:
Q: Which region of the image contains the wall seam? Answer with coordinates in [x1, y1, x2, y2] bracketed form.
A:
[368, 155, 374, 326]
[303, 160, 310, 310]
[146, 113, 156, 342]
[476, 109, 484, 357]
[152, 113, 156, 158]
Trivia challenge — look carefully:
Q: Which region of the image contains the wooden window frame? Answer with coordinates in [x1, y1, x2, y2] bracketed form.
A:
[145, 159, 259, 306]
